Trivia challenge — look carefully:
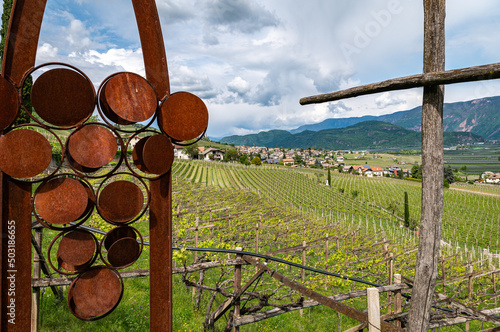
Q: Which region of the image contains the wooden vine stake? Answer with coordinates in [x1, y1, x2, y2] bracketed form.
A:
[367, 288, 381, 332]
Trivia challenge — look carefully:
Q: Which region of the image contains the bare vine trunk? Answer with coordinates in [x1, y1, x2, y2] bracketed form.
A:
[407, 1, 445, 331]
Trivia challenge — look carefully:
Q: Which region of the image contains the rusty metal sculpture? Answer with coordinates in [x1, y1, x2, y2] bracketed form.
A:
[0, 0, 207, 330]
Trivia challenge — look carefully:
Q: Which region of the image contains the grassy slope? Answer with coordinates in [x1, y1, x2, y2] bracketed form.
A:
[37, 162, 499, 331]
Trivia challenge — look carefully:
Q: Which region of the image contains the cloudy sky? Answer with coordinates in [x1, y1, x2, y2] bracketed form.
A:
[3, 0, 500, 138]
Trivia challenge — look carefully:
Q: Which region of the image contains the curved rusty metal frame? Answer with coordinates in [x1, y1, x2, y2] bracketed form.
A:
[1, 0, 173, 330]
[67, 265, 124, 321]
[32, 173, 96, 231]
[19, 62, 97, 130]
[99, 225, 144, 270]
[124, 129, 173, 180]
[3, 123, 65, 183]
[96, 71, 159, 133]
[46, 228, 100, 276]
[65, 122, 126, 179]
[95, 171, 151, 226]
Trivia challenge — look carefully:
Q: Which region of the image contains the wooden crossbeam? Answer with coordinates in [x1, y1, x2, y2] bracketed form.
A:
[242, 255, 404, 332]
[435, 293, 500, 326]
[32, 258, 249, 287]
[209, 267, 266, 325]
[234, 283, 409, 327]
[300, 62, 500, 105]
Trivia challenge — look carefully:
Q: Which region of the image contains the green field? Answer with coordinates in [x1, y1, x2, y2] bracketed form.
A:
[172, 160, 500, 252]
[444, 143, 500, 175]
[36, 160, 500, 331]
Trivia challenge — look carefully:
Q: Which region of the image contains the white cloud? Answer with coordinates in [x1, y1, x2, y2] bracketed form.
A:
[79, 48, 145, 75]
[19, 0, 500, 138]
[64, 19, 92, 50]
[36, 43, 59, 61]
[375, 92, 406, 109]
[227, 77, 251, 95]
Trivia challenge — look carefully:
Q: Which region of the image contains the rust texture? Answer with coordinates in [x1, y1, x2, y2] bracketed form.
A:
[0, 129, 52, 179]
[1, 0, 47, 86]
[101, 72, 157, 123]
[58, 230, 96, 269]
[98, 180, 144, 223]
[150, 174, 173, 332]
[1, 176, 32, 332]
[133, 134, 175, 175]
[131, 136, 149, 172]
[31, 68, 95, 127]
[159, 91, 209, 142]
[34, 177, 89, 225]
[68, 266, 123, 321]
[67, 125, 118, 169]
[107, 238, 140, 268]
[1, 0, 207, 329]
[0, 77, 20, 131]
[131, 0, 170, 99]
[103, 226, 137, 250]
[102, 226, 142, 269]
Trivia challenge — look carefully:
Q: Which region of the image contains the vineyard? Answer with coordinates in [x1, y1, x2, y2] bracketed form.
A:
[168, 170, 500, 331]
[444, 143, 500, 175]
[36, 160, 500, 331]
[172, 160, 500, 252]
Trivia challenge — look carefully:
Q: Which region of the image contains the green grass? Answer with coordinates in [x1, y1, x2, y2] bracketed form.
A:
[36, 161, 500, 331]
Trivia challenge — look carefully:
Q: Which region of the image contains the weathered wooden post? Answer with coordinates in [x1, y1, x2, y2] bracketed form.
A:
[31, 228, 43, 332]
[468, 265, 474, 299]
[408, 1, 445, 331]
[367, 288, 381, 332]
[233, 247, 243, 332]
[300, 240, 306, 317]
[387, 252, 394, 315]
[194, 217, 199, 262]
[394, 274, 402, 328]
[325, 233, 329, 269]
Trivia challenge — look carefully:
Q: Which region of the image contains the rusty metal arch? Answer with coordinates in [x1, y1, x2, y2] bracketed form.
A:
[1, 0, 174, 331]
[1, 0, 170, 97]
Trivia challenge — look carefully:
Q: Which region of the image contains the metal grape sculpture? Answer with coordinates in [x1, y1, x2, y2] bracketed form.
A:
[0, 1, 206, 330]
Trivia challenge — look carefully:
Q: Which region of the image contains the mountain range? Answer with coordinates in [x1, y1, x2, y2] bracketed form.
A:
[220, 121, 484, 150]
[220, 96, 500, 149]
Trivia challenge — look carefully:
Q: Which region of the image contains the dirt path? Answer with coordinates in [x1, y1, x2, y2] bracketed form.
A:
[449, 186, 500, 197]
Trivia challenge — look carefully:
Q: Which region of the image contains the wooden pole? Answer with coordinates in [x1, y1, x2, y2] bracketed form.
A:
[325, 233, 329, 269]
[367, 288, 381, 332]
[233, 247, 242, 332]
[388, 253, 394, 315]
[192, 217, 199, 299]
[194, 217, 199, 262]
[441, 258, 446, 294]
[255, 222, 260, 254]
[31, 228, 43, 332]
[394, 274, 402, 328]
[300, 240, 306, 317]
[299, 62, 500, 105]
[408, 1, 445, 331]
[468, 265, 474, 299]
